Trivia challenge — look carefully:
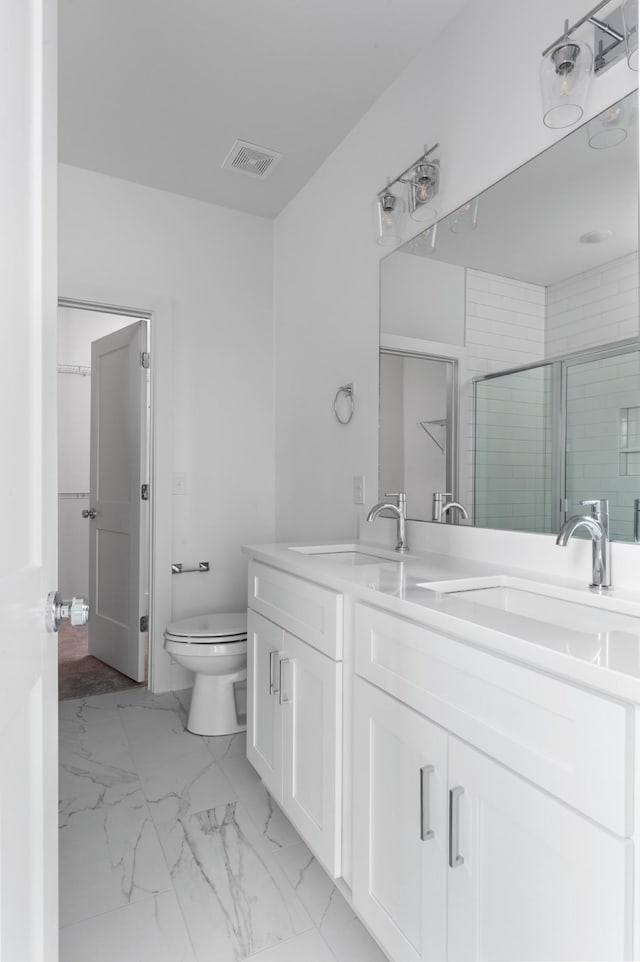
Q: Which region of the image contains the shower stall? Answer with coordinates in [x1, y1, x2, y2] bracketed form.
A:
[474, 342, 640, 542]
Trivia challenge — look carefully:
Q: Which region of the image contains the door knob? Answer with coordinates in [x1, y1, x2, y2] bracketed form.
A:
[45, 591, 90, 633]
[81, 508, 97, 519]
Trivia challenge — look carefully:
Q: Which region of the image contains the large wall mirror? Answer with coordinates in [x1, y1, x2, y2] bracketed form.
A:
[379, 91, 640, 543]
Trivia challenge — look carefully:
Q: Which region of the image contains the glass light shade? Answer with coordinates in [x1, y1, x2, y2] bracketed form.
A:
[623, 0, 639, 70]
[376, 191, 405, 246]
[587, 103, 628, 148]
[449, 196, 479, 233]
[540, 38, 593, 129]
[408, 162, 439, 222]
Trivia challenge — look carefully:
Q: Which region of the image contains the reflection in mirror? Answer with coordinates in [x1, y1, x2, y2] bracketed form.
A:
[379, 352, 458, 521]
[379, 91, 639, 541]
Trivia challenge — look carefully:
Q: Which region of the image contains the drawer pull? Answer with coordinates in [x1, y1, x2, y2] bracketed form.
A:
[269, 650, 280, 696]
[279, 658, 291, 705]
[420, 764, 435, 841]
[449, 786, 464, 868]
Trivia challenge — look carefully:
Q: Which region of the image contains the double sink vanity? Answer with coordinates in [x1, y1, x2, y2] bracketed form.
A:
[242, 536, 640, 962]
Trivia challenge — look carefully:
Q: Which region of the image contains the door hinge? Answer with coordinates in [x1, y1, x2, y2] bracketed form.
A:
[141, 483, 149, 501]
[140, 615, 149, 633]
[140, 351, 150, 369]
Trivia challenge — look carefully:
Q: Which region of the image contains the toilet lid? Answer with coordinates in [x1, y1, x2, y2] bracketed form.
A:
[165, 612, 247, 641]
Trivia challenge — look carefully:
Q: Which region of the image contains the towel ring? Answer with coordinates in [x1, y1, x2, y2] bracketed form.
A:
[334, 383, 354, 425]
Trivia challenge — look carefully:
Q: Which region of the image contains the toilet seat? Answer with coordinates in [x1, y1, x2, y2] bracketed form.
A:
[163, 611, 248, 736]
[164, 612, 247, 644]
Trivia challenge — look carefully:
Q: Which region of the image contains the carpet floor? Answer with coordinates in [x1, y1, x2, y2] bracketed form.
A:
[58, 623, 146, 701]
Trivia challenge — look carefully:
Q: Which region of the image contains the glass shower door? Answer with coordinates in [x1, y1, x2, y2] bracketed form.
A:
[564, 347, 640, 543]
[474, 364, 555, 533]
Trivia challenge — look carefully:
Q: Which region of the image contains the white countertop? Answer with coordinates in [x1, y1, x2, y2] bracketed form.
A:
[243, 539, 640, 704]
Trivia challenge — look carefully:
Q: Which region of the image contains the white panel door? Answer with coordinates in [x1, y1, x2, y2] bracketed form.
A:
[0, 0, 58, 958]
[352, 678, 447, 962]
[88, 321, 148, 680]
[247, 611, 284, 799]
[447, 736, 633, 962]
[281, 633, 342, 876]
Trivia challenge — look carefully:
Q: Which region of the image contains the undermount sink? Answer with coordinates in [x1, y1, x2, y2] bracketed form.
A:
[289, 544, 401, 565]
[418, 576, 640, 636]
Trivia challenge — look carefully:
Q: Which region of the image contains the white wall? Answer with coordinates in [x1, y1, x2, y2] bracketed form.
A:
[379, 353, 404, 496]
[59, 166, 275, 666]
[273, 0, 636, 543]
[380, 254, 465, 344]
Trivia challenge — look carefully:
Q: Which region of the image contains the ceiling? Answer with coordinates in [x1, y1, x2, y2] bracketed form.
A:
[398, 91, 639, 286]
[58, 0, 467, 218]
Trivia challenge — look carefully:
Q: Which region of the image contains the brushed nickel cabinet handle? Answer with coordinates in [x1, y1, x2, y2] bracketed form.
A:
[420, 764, 435, 841]
[269, 650, 280, 696]
[278, 658, 291, 705]
[449, 786, 464, 868]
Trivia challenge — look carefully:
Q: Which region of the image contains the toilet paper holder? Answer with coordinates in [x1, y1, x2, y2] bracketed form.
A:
[171, 561, 210, 574]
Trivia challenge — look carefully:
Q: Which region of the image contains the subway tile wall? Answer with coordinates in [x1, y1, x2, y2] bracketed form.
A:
[461, 254, 639, 535]
[459, 270, 546, 523]
[546, 252, 639, 357]
[475, 366, 555, 533]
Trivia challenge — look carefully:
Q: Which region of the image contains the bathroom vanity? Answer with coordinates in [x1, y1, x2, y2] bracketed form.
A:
[242, 539, 640, 962]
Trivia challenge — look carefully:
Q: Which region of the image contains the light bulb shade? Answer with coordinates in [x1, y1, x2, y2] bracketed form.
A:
[376, 190, 405, 246]
[587, 103, 628, 148]
[540, 38, 593, 129]
[449, 196, 479, 233]
[622, 0, 639, 70]
[408, 162, 439, 222]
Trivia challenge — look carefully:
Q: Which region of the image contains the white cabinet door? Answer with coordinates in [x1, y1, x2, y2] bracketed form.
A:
[448, 736, 633, 962]
[353, 678, 447, 962]
[281, 633, 342, 876]
[247, 611, 284, 799]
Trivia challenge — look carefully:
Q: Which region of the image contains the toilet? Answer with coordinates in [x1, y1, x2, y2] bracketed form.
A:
[164, 612, 248, 736]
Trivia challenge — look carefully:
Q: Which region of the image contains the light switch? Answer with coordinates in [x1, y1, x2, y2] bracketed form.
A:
[353, 475, 365, 505]
[173, 472, 188, 495]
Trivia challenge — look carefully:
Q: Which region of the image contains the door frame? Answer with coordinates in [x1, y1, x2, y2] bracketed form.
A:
[57, 288, 174, 692]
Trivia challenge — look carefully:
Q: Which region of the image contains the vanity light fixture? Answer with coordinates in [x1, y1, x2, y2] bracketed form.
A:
[375, 144, 440, 244]
[402, 222, 438, 257]
[540, 2, 633, 129]
[587, 101, 628, 146]
[540, 20, 593, 128]
[622, 0, 639, 68]
[407, 160, 440, 222]
[449, 196, 479, 233]
[376, 187, 405, 246]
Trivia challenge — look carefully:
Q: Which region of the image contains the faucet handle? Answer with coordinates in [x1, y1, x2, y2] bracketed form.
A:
[385, 491, 406, 502]
[580, 499, 609, 518]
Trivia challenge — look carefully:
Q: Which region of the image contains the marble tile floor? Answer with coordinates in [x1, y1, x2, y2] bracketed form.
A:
[59, 687, 389, 962]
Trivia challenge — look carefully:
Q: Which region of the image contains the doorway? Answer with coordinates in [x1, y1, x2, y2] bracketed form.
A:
[57, 302, 151, 699]
[379, 349, 458, 520]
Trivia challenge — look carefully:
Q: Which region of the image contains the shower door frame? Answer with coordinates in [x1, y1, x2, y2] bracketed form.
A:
[474, 338, 640, 538]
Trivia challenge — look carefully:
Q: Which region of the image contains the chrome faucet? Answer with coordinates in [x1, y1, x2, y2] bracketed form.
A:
[432, 492, 469, 524]
[556, 498, 612, 592]
[366, 492, 408, 553]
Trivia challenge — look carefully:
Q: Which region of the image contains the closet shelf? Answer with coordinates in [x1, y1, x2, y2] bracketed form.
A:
[417, 418, 447, 454]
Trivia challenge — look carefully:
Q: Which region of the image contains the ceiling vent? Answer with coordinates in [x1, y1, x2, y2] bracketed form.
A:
[221, 140, 283, 180]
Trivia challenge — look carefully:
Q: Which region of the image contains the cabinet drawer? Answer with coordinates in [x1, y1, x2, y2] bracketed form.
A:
[355, 602, 633, 837]
[249, 561, 343, 659]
